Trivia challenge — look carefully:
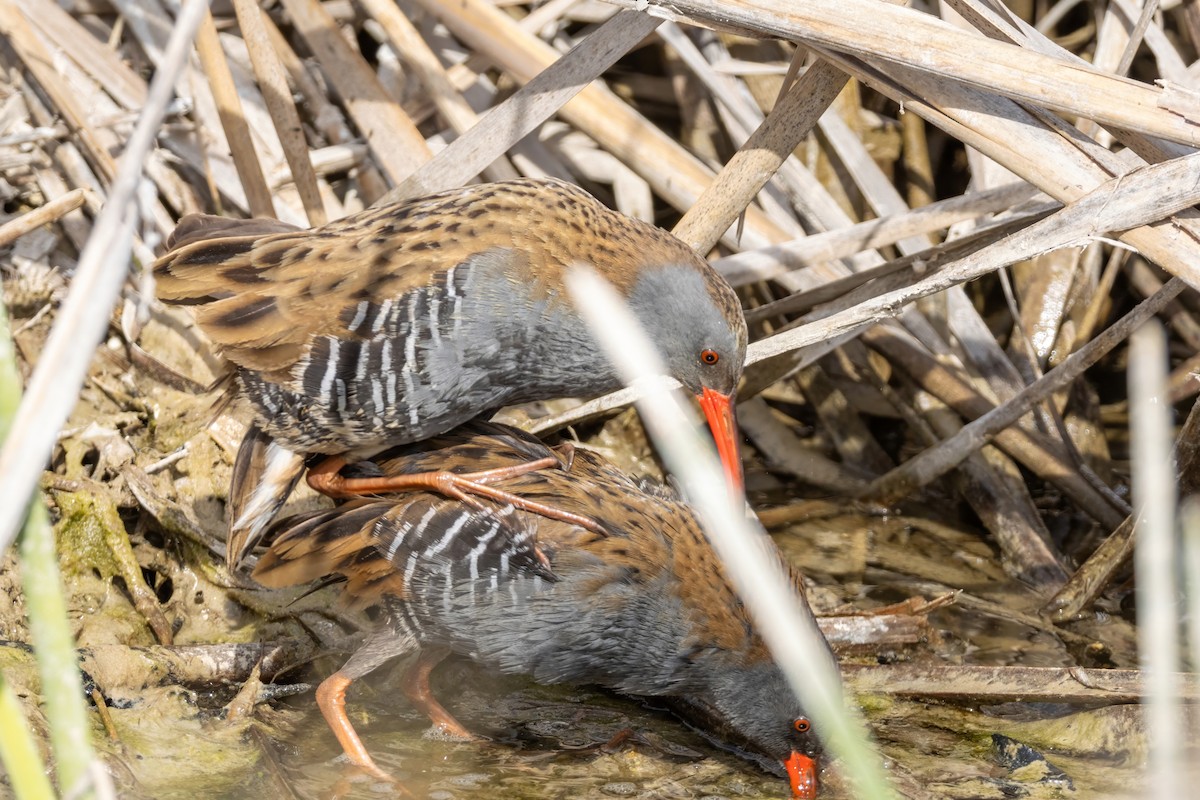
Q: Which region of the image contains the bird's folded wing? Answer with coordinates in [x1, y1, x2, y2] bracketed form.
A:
[153, 200, 484, 378]
[253, 495, 552, 610]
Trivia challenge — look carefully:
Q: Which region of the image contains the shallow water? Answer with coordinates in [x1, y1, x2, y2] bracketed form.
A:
[66, 506, 1162, 800]
[98, 651, 1161, 800]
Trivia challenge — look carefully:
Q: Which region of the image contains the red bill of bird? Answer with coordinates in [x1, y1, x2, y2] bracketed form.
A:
[253, 422, 834, 798]
[153, 178, 748, 569]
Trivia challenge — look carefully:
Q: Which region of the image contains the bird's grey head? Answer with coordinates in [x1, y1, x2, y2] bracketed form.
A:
[625, 265, 747, 397]
[703, 661, 820, 762]
[678, 659, 822, 799]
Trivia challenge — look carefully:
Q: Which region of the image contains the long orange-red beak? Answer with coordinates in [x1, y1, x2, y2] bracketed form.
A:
[785, 751, 817, 799]
[697, 387, 743, 493]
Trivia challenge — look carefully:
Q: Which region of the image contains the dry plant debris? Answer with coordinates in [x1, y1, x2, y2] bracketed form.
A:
[0, 0, 1199, 797]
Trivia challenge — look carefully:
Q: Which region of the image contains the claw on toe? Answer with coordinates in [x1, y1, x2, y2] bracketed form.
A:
[550, 441, 577, 471]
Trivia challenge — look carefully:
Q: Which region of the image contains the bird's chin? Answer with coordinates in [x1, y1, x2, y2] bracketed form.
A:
[655, 695, 791, 776]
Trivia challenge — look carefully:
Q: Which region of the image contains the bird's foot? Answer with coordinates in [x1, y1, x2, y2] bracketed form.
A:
[434, 473, 605, 536]
[341, 755, 407, 789]
[600, 727, 634, 753]
[423, 720, 480, 742]
[317, 672, 415, 796]
[403, 647, 481, 743]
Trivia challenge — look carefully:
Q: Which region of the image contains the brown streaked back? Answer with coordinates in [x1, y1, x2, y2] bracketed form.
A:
[153, 179, 722, 382]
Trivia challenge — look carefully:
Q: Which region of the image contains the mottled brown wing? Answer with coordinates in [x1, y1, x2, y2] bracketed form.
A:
[165, 214, 301, 251]
[155, 221, 377, 376]
[253, 493, 554, 611]
[152, 193, 496, 379]
[253, 499, 409, 608]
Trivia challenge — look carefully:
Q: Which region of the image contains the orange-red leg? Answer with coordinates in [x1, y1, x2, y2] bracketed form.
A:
[401, 649, 475, 739]
[315, 671, 406, 787]
[306, 453, 604, 535]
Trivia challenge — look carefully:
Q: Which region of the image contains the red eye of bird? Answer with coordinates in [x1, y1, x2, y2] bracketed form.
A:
[700, 349, 720, 366]
[793, 717, 811, 733]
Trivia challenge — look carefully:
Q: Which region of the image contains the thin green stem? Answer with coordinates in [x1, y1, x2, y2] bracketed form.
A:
[0, 672, 56, 800]
[17, 502, 97, 799]
[0, 294, 18, 441]
[1, 300, 99, 798]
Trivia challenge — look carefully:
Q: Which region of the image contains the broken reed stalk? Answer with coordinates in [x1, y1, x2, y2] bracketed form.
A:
[0, 302, 107, 799]
[670, 55, 848, 255]
[193, 8, 275, 219]
[1056, 335, 1200, 618]
[567, 266, 898, 800]
[601, 0, 1200, 147]
[229, 0, 327, 225]
[0, 189, 87, 249]
[255, 10, 389, 203]
[741, 208, 1056, 324]
[748, 152, 1200, 365]
[719, 184, 1045, 289]
[861, 324, 1125, 529]
[381, 8, 663, 204]
[862, 278, 1186, 505]
[1130, 323, 1183, 797]
[357, 0, 520, 185]
[653, 23, 802, 239]
[1044, 515, 1134, 621]
[276, 0, 430, 185]
[0, 1, 117, 184]
[822, 50, 1200, 289]
[408, 0, 788, 247]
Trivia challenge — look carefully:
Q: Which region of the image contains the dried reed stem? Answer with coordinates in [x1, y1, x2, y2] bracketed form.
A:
[1130, 322, 1183, 797]
[864, 279, 1184, 507]
[194, 9, 275, 218]
[383, 8, 662, 203]
[0, 189, 87, 249]
[230, 0, 327, 225]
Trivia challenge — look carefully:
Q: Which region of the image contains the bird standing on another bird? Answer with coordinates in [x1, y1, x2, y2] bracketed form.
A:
[153, 178, 748, 568]
[253, 422, 832, 798]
